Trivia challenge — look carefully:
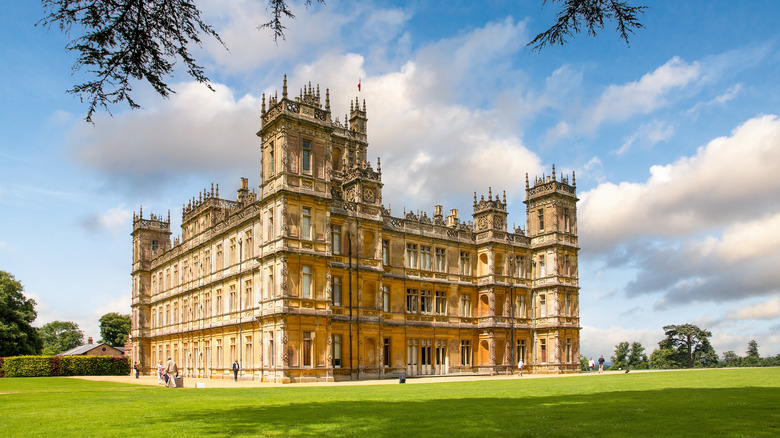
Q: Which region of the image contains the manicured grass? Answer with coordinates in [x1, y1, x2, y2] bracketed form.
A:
[1, 369, 778, 437]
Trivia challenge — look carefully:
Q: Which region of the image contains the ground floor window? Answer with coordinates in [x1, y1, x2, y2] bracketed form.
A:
[383, 338, 390, 367]
[333, 335, 342, 368]
[461, 340, 471, 366]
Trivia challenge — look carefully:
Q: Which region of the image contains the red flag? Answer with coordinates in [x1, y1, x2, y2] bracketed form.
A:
[358, 78, 361, 92]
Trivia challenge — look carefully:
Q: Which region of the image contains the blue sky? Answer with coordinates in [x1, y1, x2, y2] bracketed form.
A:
[2, 0, 779, 359]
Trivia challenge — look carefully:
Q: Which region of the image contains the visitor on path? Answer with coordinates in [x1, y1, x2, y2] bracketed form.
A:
[598, 355, 605, 373]
[517, 359, 524, 377]
[233, 360, 240, 381]
[589, 357, 595, 372]
[156, 360, 165, 385]
[133, 362, 139, 379]
[165, 356, 178, 388]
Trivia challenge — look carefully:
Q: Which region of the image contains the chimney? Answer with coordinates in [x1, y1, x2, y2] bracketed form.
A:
[446, 209, 459, 227]
[88, 337, 93, 345]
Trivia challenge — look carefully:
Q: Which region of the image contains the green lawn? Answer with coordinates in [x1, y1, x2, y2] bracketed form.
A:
[1, 368, 778, 437]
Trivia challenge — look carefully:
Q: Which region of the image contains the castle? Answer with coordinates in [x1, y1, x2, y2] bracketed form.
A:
[130, 76, 580, 382]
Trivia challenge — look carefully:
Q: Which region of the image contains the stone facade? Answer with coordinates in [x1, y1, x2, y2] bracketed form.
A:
[131, 76, 580, 383]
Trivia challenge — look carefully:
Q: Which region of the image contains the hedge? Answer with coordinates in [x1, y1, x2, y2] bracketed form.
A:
[1, 355, 130, 377]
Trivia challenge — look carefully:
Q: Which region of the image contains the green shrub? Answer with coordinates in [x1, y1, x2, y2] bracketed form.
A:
[3, 356, 51, 377]
[59, 356, 130, 376]
[0, 357, 5, 377]
[0, 355, 130, 377]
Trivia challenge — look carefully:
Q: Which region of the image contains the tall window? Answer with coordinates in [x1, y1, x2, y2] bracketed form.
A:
[459, 252, 470, 275]
[303, 332, 313, 366]
[268, 142, 275, 175]
[204, 251, 211, 275]
[229, 238, 237, 265]
[538, 255, 546, 278]
[229, 285, 237, 313]
[420, 290, 432, 314]
[564, 294, 571, 316]
[382, 240, 389, 265]
[332, 226, 341, 254]
[268, 335, 274, 367]
[517, 295, 526, 318]
[204, 293, 211, 317]
[332, 335, 342, 367]
[383, 338, 390, 367]
[540, 294, 546, 318]
[406, 244, 418, 269]
[566, 338, 572, 362]
[563, 208, 570, 232]
[216, 245, 223, 271]
[564, 254, 571, 276]
[267, 208, 274, 240]
[244, 231, 252, 259]
[266, 266, 274, 299]
[173, 303, 179, 323]
[216, 290, 223, 315]
[302, 207, 311, 240]
[517, 339, 526, 364]
[435, 291, 447, 315]
[302, 265, 312, 298]
[538, 209, 545, 231]
[244, 280, 252, 310]
[540, 339, 547, 363]
[513, 256, 524, 277]
[332, 276, 342, 306]
[435, 248, 446, 272]
[420, 246, 432, 270]
[406, 288, 418, 313]
[460, 294, 471, 317]
[302, 140, 311, 172]
[383, 286, 390, 312]
[460, 340, 471, 366]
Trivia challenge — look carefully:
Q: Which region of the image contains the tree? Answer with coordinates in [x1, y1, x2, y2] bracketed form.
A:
[628, 342, 648, 369]
[0, 271, 43, 356]
[721, 350, 740, 367]
[659, 323, 717, 368]
[42, 0, 644, 122]
[611, 341, 630, 370]
[528, 0, 647, 52]
[39, 320, 84, 355]
[742, 340, 761, 367]
[746, 340, 759, 358]
[98, 313, 131, 347]
[649, 347, 679, 370]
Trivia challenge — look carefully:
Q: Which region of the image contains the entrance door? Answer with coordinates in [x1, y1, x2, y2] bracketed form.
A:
[406, 339, 418, 375]
[420, 339, 432, 375]
[435, 340, 448, 375]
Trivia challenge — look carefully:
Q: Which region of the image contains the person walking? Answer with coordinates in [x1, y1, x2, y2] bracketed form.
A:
[133, 362, 140, 379]
[165, 356, 178, 388]
[598, 355, 605, 373]
[233, 360, 240, 382]
[156, 360, 165, 385]
[517, 359, 524, 377]
[588, 357, 595, 372]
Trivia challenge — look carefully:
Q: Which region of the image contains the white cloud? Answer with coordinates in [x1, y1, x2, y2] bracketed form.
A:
[78, 205, 134, 235]
[69, 82, 260, 191]
[582, 57, 700, 130]
[579, 115, 780, 306]
[687, 84, 743, 117]
[580, 114, 780, 251]
[615, 120, 675, 155]
[730, 297, 780, 321]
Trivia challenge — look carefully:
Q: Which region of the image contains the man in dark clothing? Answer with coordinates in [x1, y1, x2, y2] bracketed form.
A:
[598, 355, 605, 373]
[233, 360, 240, 381]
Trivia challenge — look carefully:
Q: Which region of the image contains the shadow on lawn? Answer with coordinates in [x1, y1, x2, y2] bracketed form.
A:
[154, 386, 779, 437]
